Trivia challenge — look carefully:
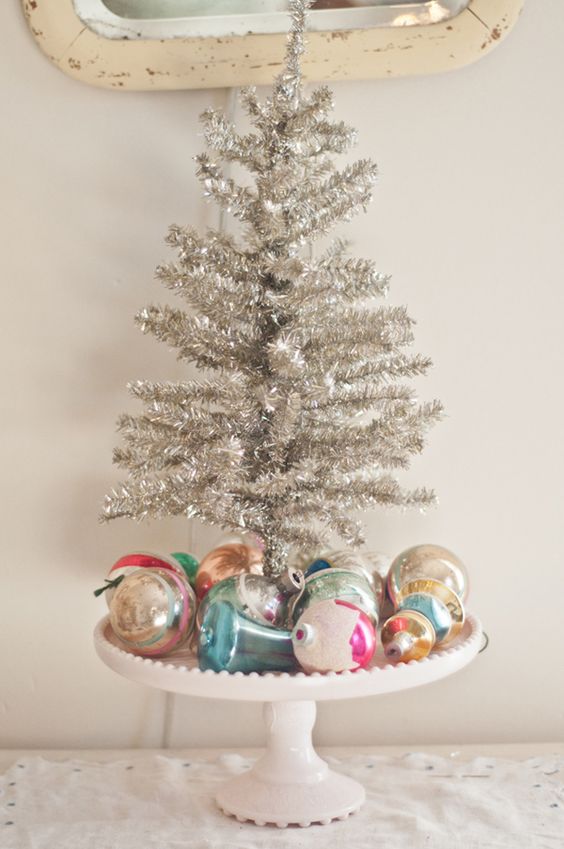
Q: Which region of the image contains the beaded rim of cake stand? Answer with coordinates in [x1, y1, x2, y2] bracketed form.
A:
[94, 613, 482, 693]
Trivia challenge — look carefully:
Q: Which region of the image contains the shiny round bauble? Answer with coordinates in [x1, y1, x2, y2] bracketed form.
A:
[171, 552, 199, 589]
[198, 600, 297, 674]
[386, 544, 469, 608]
[291, 568, 379, 626]
[195, 543, 263, 600]
[197, 566, 305, 629]
[292, 599, 376, 674]
[109, 567, 196, 657]
[380, 610, 436, 663]
[397, 579, 464, 645]
[104, 551, 187, 608]
[305, 549, 386, 611]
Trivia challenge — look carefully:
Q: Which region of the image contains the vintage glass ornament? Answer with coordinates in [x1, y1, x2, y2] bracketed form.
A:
[381, 610, 436, 663]
[387, 544, 469, 608]
[198, 600, 297, 674]
[197, 566, 305, 629]
[195, 543, 264, 600]
[291, 568, 379, 626]
[100, 551, 187, 607]
[292, 599, 376, 674]
[381, 577, 464, 663]
[305, 548, 385, 610]
[109, 567, 196, 657]
[396, 579, 464, 644]
[171, 551, 199, 589]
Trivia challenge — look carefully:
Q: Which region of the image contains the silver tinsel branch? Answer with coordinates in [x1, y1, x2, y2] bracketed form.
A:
[102, 0, 443, 576]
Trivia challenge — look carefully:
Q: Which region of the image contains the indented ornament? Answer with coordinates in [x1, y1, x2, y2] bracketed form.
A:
[381, 558, 466, 663]
[197, 567, 305, 629]
[109, 567, 196, 657]
[396, 579, 464, 645]
[99, 551, 188, 607]
[292, 599, 376, 674]
[387, 544, 469, 608]
[195, 543, 264, 600]
[198, 600, 297, 674]
[291, 567, 380, 626]
[380, 610, 435, 663]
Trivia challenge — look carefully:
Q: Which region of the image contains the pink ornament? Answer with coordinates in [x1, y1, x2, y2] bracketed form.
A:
[337, 600, 375, 668]
[292, 598, 376, 674]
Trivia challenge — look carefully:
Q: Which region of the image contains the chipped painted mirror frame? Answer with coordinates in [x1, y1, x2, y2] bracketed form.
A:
[22, 0, 523, 90]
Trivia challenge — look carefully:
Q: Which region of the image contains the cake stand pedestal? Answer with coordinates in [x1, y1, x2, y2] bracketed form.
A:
[94, 613, 482, 828]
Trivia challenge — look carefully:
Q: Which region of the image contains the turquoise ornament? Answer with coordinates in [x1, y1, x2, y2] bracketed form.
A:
[397, 592, 452, 643]
[395, 578, 465, 646]
[197, 567, 304, 629]
[198, 601, 297, 674]
[291, 568, 380, 627]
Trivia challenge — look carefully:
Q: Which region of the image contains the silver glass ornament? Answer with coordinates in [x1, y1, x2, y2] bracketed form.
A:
[109, 567, 196, 657]
[387, 544, 469, 608]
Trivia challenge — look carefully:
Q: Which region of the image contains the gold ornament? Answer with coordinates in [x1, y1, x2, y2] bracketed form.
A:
[381, 610, 435, 662]
[387, 544, 469, 607]
[195, 543, 263, 600]
[396, 578, 464, 645]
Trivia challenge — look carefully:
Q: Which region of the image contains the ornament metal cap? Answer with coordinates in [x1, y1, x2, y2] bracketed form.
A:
[384, 631, 416, 661]
[277, 567, 305, 594]
[292, 622, 315, 647]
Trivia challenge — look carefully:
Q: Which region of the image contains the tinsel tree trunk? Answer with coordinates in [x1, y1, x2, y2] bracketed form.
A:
[102, 0, 443, 576]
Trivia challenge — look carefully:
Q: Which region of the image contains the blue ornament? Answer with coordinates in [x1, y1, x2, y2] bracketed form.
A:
[198, 601, 297, 674]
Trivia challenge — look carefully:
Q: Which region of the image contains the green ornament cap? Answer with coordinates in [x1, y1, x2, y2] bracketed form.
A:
[171, 551, 199, 588]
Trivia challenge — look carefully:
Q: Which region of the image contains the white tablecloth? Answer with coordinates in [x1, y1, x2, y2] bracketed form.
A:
[1, 751, 562, 848]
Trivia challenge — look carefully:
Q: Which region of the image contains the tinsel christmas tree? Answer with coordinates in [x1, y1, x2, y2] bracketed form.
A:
[102, 0, 442, 577]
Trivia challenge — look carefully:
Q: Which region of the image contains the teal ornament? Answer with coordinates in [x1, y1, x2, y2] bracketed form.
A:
[198, 601, 297, 674]
[397, 592, 452, 643]
[171, 551, 199, 589]
[291, 568, 380, 627]
[305, 549, 386, 610]
[197, 567, 304, 629]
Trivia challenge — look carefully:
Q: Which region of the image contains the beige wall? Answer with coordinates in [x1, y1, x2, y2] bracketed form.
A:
[2, 1, 563, 749]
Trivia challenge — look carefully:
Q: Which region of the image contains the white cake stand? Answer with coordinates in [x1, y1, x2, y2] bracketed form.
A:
[94, 613, 482, 828]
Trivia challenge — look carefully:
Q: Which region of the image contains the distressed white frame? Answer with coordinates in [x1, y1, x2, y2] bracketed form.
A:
[22, 0, 523, 91]
[75, 1, 471, 40]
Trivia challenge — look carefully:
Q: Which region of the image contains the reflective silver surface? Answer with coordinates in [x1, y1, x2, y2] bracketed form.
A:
[88, 0, 471, 39]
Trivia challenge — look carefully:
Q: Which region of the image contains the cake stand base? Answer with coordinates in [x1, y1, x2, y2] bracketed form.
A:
[216, 700, 365, 827]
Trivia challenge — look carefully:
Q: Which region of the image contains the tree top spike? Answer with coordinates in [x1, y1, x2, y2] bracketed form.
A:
[278, 0, 313, 100]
